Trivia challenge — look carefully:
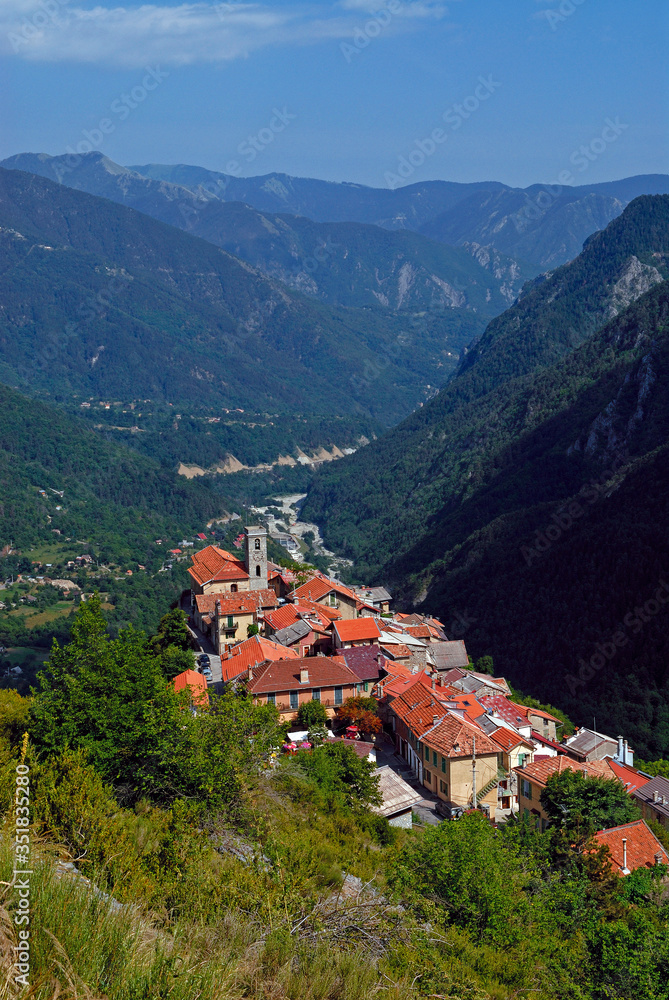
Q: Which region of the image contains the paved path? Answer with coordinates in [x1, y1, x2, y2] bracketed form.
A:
[180, 592, 222, 689]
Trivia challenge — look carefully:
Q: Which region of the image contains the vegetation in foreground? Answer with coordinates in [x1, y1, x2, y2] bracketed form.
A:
[0, 600, 666, 998]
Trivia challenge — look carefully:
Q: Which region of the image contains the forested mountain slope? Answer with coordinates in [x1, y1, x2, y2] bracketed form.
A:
[130, 159, 669, 270]
[304, 195, 669, 574]
[0, 167, 482, 423]
[305, 199, 669, 753]
[0, 382, 222, 557]
[0, 153, 524, 313]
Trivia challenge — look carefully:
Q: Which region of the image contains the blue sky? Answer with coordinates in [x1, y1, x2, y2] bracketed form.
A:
[2, 0, 667, 187]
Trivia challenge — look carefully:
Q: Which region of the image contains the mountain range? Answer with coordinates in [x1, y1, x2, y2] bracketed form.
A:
[0, 165, 484, 426]
[1, 153, 669, 750]
[0, 153, 526, 314]
[303, 195, 669, 756]
[120, 162, 669, 271]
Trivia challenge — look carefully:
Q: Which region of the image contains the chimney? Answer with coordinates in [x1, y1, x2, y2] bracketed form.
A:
[653, 790, 660, 803]
[215, 599, 221, 616]
[248, 665, 253, 681]
[617, 736, 624, 761]
[655, 852, 664, 866]
[431, 676, 436, 690]
[300, 667, 309, 684]
[432, 715, 438, 725]
[622, 838, 629, 874]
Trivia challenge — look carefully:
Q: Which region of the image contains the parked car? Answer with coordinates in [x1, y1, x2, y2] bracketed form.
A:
[198, 653, 211, 668]
[201, 665, 213, 681]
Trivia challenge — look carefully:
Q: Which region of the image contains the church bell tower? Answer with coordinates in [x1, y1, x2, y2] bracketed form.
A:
[244, 525, 268, 591]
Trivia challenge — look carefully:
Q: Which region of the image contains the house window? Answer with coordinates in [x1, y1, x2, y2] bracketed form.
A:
[225, 631, 235, 639]
[523, 808, 530, 821]
[290, 691, 298, 710]
[424, 745, 429, 760]
[441, 756, 446, 773]
[256, 566, 261, 577]
[231, 584, 238, 593]
[518, 753, 529, 767]
[440, 780, 448, 795]
[522, 779, 532, 800]
[267, 693, 275, 705]
[312, 689, 321, 702]
[334, 686, 343, 706]
[255, 539, 261, 550]
[227, 615, 234, 628]
[424, 771, 431, 785]
[432, 750, 437, 767]
[363, 681, 369, 693]
[329, 594, 337, 607]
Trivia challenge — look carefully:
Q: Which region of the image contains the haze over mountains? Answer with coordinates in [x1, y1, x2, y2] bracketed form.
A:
[2, 152, 669, 751]
[0, 165, 483, 425]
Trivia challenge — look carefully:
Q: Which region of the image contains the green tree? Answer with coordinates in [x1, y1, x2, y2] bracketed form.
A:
[391, 811, 530, 947]
[160, 645, 196, 681]
[29, 594, 181, 790]
[541, 770, 641, 839]
[296, 740, 381, 808]
[474, 655, 494, 675]
[153, 607, 191, 652]
[296, 699, 328, 729]
[635, 758, 669, 779]
[247, 623, 260, 638]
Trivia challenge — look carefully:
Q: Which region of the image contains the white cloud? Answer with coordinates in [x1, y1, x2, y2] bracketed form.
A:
[2, 0, 450, 67]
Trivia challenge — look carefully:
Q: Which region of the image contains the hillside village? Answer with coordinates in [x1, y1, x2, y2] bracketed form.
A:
[171, 526, 669, 873]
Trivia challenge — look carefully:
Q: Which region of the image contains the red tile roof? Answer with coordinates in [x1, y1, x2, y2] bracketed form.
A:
[515, 756, 616, 788]
[264, 603, 332, 633]
[381, 643, 412, 659]
[424, 713, 499, 759]
[195, 591, 278, 616]
[188, 544, 249, 586]
[285, 598, 341, 622]
[377, 664, 416, 697]
[607, 760, 651, 794]
[479, 695, 531, 729]
[245, 656, 359, 695]
[220, 635, 299, 682]
[173, 668, 208, 706]
[445, 693, 486, 721]
[292, 576, 358, 604]
[334, 618, 381, 643]
[489, 727, 533, 753]
[404, 625, 432, 639]
[592, 820, 668, 874]
[390, 678, 455, 738]
[329, 737, 376, 760]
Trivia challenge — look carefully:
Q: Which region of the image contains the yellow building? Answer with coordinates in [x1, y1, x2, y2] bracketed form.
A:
[514, 756, 616, 831]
